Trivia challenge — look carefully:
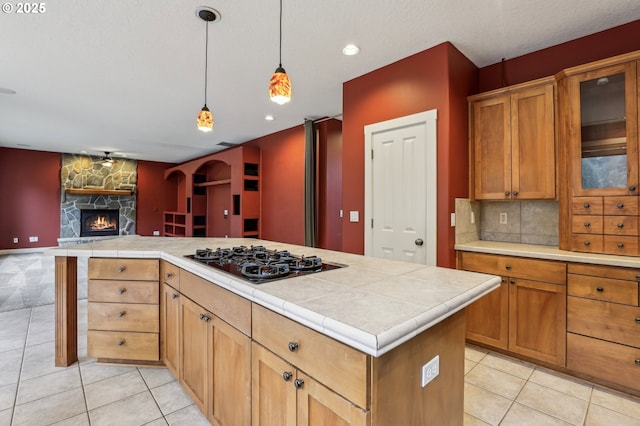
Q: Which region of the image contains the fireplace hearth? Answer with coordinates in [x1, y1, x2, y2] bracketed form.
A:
[80, 209, 119, 237]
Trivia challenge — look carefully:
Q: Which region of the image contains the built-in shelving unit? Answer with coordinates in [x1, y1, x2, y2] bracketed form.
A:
[163, 212, 186, 237]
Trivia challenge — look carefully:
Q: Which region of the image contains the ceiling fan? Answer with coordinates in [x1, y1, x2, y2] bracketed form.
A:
[100, 151, 115, 167]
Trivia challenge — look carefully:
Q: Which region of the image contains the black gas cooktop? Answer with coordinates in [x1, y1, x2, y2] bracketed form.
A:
[185, 245, 344, 284]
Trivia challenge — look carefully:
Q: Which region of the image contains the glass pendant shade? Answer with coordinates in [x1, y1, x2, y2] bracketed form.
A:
[197, 105, 213, 132]
[269, 66, 291, 105]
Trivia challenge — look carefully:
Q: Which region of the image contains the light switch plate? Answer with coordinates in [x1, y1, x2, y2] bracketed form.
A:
[349, 211, 359, 222]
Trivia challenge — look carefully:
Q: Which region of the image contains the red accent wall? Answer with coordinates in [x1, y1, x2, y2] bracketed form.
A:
[136, 160, 177, 236]
[317, 119, 343, 251]
[479, 20, 640, 92]
[246, 126, 306, 245]
[0, 147, 61, 249]
[342, 42, 478, 267]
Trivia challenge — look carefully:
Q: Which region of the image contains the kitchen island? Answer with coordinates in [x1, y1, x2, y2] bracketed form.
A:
[49, 236, 499, 425]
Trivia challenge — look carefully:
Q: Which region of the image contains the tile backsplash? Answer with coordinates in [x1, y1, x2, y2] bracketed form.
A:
[455, 199, 559, 246]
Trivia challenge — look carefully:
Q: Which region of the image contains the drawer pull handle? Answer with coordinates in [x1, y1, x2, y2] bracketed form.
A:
[117, 266, 126, 273]
[118, 311, 126, 317]
[584, 241, 591, 246]
[294, 378, 305, 389]
[288, 342, 299, 352]
[166, 272, 174, 279]
[584, 222, 590, 228]
[635, 318, 640, 324]
[118, 339, 125, 346]
[636, 359, 640, 366]
[505, 264, 511, 270]
[282, 371, 293, 381]
[118, 288, 126, 294]
[618, 203, 625, 209]
[172, 293, 179, 299]
[583, 202, 590, 208]
[617, 223, 624, 228]
[596, 287, 604, 293]
[630, 186, 637, 191]
[636, 274, 640, 281]
[618, 243, 625, 248]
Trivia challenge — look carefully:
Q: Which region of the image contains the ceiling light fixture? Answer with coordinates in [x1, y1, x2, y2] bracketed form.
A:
[265, 115, 275, 121]
[196, 7, 220, 132]
[269, 0, 291, 105]
[342, 44, 360, 56]
[101, 152, 114, 168]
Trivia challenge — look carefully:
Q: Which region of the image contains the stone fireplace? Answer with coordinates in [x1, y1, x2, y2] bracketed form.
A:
[58, 153, 137, 246]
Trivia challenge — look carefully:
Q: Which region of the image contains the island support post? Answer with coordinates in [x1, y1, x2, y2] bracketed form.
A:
[55, 256, 78, 366]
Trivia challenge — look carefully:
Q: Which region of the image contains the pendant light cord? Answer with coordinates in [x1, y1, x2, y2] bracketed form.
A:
[278, 0, 282, 67]
[204, 20, 209, 105]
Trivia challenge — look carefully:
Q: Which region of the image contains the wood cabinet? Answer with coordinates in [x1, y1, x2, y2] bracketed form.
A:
[558, 52, 640, 256]
[87, 258, 159, 362]
[566, 263, 640, 392]
[459, 251, 567, 366]
[160, 282, 180, 378]
[469, 77, 556, 200]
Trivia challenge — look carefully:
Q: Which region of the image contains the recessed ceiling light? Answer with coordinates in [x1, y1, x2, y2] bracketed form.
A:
[265, 115, 275, 121]
[0, 88, 16, 95]
[342, 44, 360, 56]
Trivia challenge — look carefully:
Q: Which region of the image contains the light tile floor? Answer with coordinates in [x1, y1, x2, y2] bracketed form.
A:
[1, 253, 640, 425]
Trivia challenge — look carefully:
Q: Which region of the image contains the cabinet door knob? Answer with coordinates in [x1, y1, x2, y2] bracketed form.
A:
[584, 241, 591, 246]
[509, 279, 516, 285]
[635, 359, 640, 366]
[288, 342, 299, 352]
[618, 243, 625, 248]
[512, 191, 519, 197]
[630, 186, 637, 192]
[617, 223, 624, 228]
[583, 202, 590, 208]
[505, 191, 510, 197]
[199, 313, 205, 320]
[294, 378, 305, 389]
[505, 264, 511, 270]
[584, 222, 590, 228]
[596, 287, 604, 293]
[166, 272, 174, 279]
[635, 318, 640, 324]
[282, 371, 293, 381]
[118, 339, 125, 346]
[172, 293, 179, 299]
[118, 288, 126, 294]
[118, 311, 126, 317]
[501, 278, 506, 283]
[618, 203, 625, 209]
[203, 315, 211, 322]
[117, 266, 126, 273]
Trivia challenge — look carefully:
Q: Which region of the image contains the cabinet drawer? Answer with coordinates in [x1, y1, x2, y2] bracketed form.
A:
[459, 252, 566, 284]
[603, 236, 640, 256]
[181, 270, 251, 336]
[567, 296, 640, 347]
[88, 302, 159, 332]
[571, 215, 603, 234]
[604, 196, 639, 216]
[603, 216, 639, 235]
[568, 263, 640, 282]
[567, 333, 640, 391]
[89, 258, 159, 281]
[567, 274, 638, 305]
[160, 261, 180, 290]
[87, 330, 159, 361]
[571, 197, 603, 215]
[88, 280, 159, 304]
[571, 234, 603, 253]
[252, 304, 369, 409]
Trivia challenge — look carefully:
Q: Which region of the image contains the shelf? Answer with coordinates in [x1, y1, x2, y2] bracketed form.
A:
[66, 188, 134, 196]
[194, 179, 232, 187]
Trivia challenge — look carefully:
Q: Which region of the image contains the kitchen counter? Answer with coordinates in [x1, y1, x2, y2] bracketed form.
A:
[49, 236, 499, 360]
[456, 240, 640, 268]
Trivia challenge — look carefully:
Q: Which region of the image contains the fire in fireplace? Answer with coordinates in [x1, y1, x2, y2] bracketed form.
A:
[80, 209, 119, 237]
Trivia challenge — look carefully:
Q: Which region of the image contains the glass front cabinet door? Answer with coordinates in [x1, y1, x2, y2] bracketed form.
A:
[564, 61, 638, 196]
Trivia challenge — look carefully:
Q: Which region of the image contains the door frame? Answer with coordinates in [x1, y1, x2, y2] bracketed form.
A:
[364, 109, 438, 265]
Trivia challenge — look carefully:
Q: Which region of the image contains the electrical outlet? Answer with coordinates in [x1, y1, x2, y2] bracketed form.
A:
[450, 213, 456, 227]
[29, 236, 38, 242]
[13, 237, 18, 244]
[471, 212, 475, 224]
[153, 230, 160, 236]
[499, 212, 508, 225]
[421, 355, 440, 387]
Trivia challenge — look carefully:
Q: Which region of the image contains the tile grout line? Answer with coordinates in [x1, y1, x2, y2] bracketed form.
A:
[10, 306, 32, 425]
[138, 367, 170, 424]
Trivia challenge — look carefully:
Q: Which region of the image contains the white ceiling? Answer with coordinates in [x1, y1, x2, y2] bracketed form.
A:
[1, 1, 640, 163]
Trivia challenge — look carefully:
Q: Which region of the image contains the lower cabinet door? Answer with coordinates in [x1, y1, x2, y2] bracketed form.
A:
[209, 317, 251, 426]
[296, 372, 369, 426]
[161, 283, 180, 378]
[180, 296, 209, 413]
[252, 342, 297, 426]
[508, 279, 566, 366]
[465, 277, 509, 350]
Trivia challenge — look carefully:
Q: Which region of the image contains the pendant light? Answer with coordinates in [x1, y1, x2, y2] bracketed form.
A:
[269, 0, 291, 105]
[196, 8, 220, 132]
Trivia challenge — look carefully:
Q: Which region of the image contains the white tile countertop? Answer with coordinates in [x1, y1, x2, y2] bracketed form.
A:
[456, 240, 640, 268]
[48, 236, 500, 357]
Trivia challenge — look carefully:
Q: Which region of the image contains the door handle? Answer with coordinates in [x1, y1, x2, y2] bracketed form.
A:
[415, 238, 424, 246]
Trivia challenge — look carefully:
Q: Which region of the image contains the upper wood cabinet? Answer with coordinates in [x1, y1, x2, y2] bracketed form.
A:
[469, 77, 556, 200]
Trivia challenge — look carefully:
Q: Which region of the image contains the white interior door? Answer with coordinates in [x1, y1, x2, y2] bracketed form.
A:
[364, 110, 437, 265]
